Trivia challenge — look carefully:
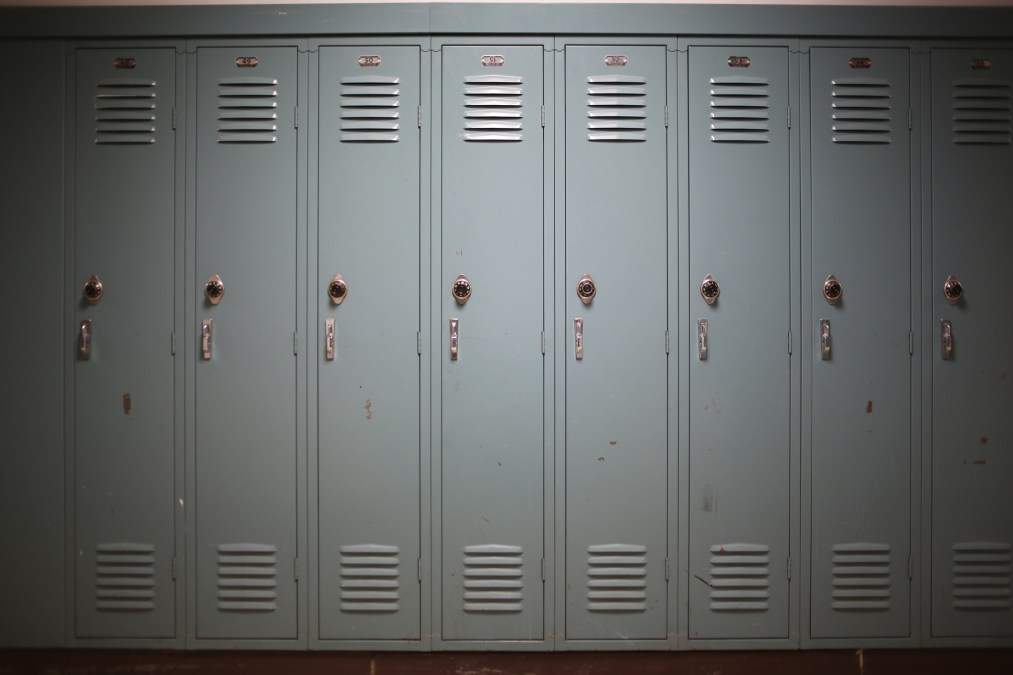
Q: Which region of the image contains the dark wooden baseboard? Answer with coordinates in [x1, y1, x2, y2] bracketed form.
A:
[2, 649, 1013, 675]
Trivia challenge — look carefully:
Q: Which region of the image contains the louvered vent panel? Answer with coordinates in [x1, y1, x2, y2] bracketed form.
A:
[586, 75, 647, 142]
[217, 77, 279, 144]
[709, 543, 770, 611]
[952, 80, 1013, 145]
[217, 543, 278, 612]
[953, 542, 1012, 610]
[831, 542, 891, 611]
[832, 77, 893, 144]
[709, 76, 770, 143]
[463, 544, 524, 613]
[95, 543, 156, 611]
[463, 75, 523, 142]
[339, 544, 400, 613]
[94, 78, 157, 145]
[340, 75, 400, 143]
[587, 544, 648, 612]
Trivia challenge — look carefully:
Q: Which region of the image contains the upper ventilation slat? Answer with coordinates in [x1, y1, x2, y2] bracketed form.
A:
[587, 74, 648, 143]
[709, 76, 771, 143]
[831, 77, 892, 145]
[339, 73, 403, 143]
[93, 76, 159, 145]
[217, 76, 280, 144]
[464, 75, 525, 142]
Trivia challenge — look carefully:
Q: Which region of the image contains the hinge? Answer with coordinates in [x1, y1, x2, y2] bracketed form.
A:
[418, 105, 422, 129]
[294, 107, 299, 129]
[171, 331, 176, 355]
[909, 331, 914, 355]
[172, 108, 177, 131]
[788, 331, 793, 355]
[665, 557, 670, 581]
[664, 105, 669, 128]
[541, 105, 545, 128]
[787, 555, 792, 581]
[293, 332, 299, 355]
[541, 331, 546, 354]
[294, 557, 300, 582]
[171, 557, 178, 580]
[908, 556, 913, 580]
[417, 331, 422, 355]
[665, 330, 671, 354]
[787, 105, 792, 129]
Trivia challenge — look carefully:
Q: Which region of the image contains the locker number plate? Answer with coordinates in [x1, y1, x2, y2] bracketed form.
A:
[604, 55, 628, 67]
[482, 55, 505, 67]
[235, 56, 259, 68]
[358, 55, 381, 67]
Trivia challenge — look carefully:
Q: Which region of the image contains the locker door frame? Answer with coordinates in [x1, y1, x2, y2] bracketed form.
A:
[306, 36, 433, 651]
[799, 38, 923, 650]
[551, 35, 679, 652]
[183, 38, 309, 650]
[430, 35, 555, 651]
[63, 39, 188, 649]
[674, 36, 802, 651]
[921, 41, 1013, 650]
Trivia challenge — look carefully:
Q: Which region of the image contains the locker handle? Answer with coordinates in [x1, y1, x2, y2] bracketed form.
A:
[202, 319, 213, 361]
[820, 319, 832, 361]
[325, 319, 335, 361]
[574, 318, 584, 360]
[450, 318, 459, 361]
[79, 319, 92, 360]
[941, 319, 953, 360]
[697, 319, 708, 360]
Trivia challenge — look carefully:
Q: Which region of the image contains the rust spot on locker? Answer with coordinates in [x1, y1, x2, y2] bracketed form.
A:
[973, 459, 987, 465]
[866, 400, 873, 414]
[597, 456, 605, 463]
[122, 394, 132, 416]
[364, 399, 373, 421]
[981, 436, 989, 445]
[609, 440, 618, 446]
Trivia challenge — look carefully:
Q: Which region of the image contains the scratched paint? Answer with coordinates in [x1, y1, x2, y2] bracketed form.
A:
[122, 393, 132, 415]
[364, 398, 373, 420]
[866, 400, 873, 414]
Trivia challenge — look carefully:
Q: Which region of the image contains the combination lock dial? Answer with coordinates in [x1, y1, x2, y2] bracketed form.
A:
[700, 275, 720, 305]
[83, 275, 104, 305]
[452, 275, 472, 305]
[205, 274, 225, 305]
[823, 274, 842, 304]
[328, 274, 348, 305]
[943, 274, 963, 305]
[577, 274, 597, 305]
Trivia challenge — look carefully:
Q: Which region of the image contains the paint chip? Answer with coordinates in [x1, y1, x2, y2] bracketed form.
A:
[123, 393, 132, 415]
[609, 440, 618, 446]
[866, 400, 873, 414]
[980, 436, 989, 445]
[364, 399, 373, 421]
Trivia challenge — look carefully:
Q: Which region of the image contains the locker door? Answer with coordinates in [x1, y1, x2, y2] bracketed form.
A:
[563, 44, 669, 641]
[930, 48, 1013, 638]
[317, 45, 422, 641]
[73, 47, 177, 639]
[809, 47, 912, 639]
[439, 44, 546, 641]
[194, 46, 299, 640]
[687, 45, 792, 640]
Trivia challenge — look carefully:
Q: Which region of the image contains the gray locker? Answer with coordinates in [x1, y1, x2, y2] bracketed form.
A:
[73, 47, 178, 639]
[563, 44, 670, 641]
[808, 47, 912, 639]
[687, 45, 792, 640]
[930, 48, 1013, 638]
[194, 46, 300, 640]
[316, 45, 422, 641]
[439, 44, 546, 641]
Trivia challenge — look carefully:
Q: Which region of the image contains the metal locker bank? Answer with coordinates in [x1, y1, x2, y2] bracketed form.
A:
[1, 1, 1012, 658]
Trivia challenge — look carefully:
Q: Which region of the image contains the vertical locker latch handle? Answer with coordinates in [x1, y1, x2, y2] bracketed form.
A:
[325, 319, 335, 361]
[202, 319, 213, 361]
[698, 319, 708, 360]
[574, 318, 584, 360]
[820, 319, 832, 361]
[450, 318, 459, 361]
[79, 319, 92, 360]
[941, 319, 953, 360]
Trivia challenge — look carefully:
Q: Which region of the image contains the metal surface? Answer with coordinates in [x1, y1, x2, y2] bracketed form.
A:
[941, 319, 953, 361]
[324, 319, 335, 362]
[327, 274, 347, 306]
[72, 47, 177, 639]
[439, 43, 545, 642]
[687, 44, 792, 640]
[700, 274, 719, 305]
[697, 319, 708, 361]
[201, 320, 212, 361]
[930, 48, 1013, 639]
[194, 45, 299, 640]
[205, 274, 224, 305]
[573, 318, 583, 360]
[943, 274, 963, 305]
[316, 44, 422, 642]
[564, 44, 669, 642]
[808, 47, 912, 640]
[452, 274, 472, 305]
[449, 318, 459, 360]
[576, 274, 596, 305]
[83, 275, 104, 305]
[822, 274, 842, 305]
